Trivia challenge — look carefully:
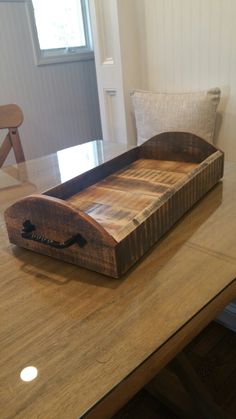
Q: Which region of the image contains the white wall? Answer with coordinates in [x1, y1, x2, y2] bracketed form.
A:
[117, 0, 146, 143]
[141, 0, 236, 161]
[0, 1, 102, 165]
[89, 0, 145, 146]
[89, 0, 128, 144]
[140, 0, 236, 324]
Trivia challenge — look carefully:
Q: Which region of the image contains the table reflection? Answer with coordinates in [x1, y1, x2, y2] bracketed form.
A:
[57, 140, 104, 182]
[0, 140, 134, 209]
[20, 366, 38, 382]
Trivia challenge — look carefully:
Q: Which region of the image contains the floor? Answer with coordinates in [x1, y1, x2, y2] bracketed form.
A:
[113, 322, 236, 418]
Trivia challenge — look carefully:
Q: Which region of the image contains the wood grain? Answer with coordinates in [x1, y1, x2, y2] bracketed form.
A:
[67, 159, 194, 234]
[82, 281, 236, 419]
[0, 142, 236, 419]
[139, 131, 220, 163]
[5, 194, 118, 277]
[117, 323, 236, 419]
[4, 132, 224, 277]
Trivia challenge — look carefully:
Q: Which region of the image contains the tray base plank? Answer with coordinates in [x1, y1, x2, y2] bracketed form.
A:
[67, 159, 198, 237]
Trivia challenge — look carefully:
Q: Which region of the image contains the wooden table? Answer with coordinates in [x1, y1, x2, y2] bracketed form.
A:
[1, 140, 236, 419]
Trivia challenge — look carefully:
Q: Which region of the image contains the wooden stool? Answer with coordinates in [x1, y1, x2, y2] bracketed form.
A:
[146, 351, 230, 419]
[0, 104, 25, 167]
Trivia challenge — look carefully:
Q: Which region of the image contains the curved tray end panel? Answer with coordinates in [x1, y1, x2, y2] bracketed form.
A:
[4, 194, 119, 278]
[139, 131, 223, 163]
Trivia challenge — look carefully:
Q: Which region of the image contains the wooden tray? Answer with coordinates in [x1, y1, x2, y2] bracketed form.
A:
[4, 132, 224, 278]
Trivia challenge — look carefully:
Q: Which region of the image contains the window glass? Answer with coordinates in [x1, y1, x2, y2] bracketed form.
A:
[27, 0, 93, 64]
[32, 0, 86, 51]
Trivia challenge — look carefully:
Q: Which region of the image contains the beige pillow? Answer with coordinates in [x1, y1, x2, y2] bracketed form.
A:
[131, 88, 221, 145]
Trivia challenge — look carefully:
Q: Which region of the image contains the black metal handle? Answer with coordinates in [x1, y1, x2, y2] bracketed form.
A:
[21, 220, 87, 249]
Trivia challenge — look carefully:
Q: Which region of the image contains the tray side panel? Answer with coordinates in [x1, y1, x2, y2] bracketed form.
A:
[115, 151, 224, 276]
[44, 147, 139, 200]
[140, 132, 219, 163]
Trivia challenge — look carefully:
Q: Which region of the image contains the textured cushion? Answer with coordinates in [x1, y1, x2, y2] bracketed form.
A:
[131, 88, 221, 144]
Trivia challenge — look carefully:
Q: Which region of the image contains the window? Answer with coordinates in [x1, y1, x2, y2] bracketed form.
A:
[27, 0, 93, 65]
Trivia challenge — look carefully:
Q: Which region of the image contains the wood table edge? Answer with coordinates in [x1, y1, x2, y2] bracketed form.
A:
[81, 278, 236, 419]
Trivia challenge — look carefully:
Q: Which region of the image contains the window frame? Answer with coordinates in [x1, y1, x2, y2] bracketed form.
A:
[25, 0, 93, 66]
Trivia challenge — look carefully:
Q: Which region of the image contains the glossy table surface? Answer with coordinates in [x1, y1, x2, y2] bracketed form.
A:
[1, 140, 236, 419]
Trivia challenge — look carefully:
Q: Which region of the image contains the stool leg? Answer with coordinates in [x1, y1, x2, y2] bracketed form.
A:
[9, 128, 25, 164]
[146, 367, 199, 418]
[0, 133, 12, 167]
[170, 352, 229, 419]
[147, 351, 230, 419]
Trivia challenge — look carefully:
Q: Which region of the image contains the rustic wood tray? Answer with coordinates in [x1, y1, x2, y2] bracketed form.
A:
[5, 132, 224, 278]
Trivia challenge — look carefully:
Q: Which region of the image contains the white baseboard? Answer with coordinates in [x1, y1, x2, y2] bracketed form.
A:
[216, 302, 236, 332]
